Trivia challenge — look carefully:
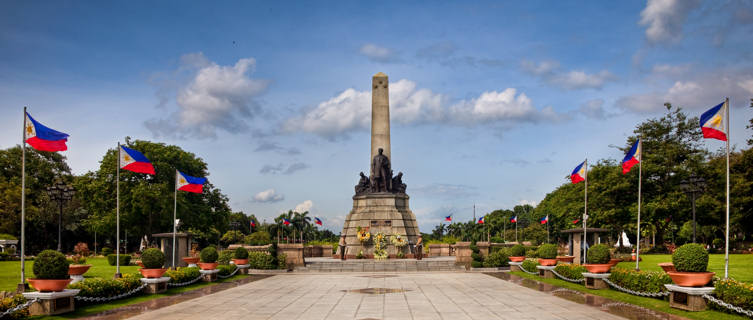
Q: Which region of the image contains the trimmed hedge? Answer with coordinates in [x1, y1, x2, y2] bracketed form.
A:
[248, 252, 277, 269]
[33, 250, 69, 279]
[106, 254, 132, 266]
[68, 273, 142, 304]
[166, 267, 201, 283]
[554, 264, 587, 280]
[673, 243, 708, 272]
[587, 244, 611, 264]
[141, 248, 164, 269]
[608, 268, 672, 295]
[234, 247, 249, 259]
[470, 242, 484, 268]
[218, 264, 238, 276]
[277, 254, 287, 270]
[537, 244, 557, 259]
[101, 247, 113, 256]
[521, 259, 538, 273]
[0, 294, 29, 319]
[483, 250, 509, 267]
[200, 247, 218, 263]
[510, 244, 525, 257]
[713, 278, 753, 313]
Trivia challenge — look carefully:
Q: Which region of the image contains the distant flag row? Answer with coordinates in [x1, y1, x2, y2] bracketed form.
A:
[279, 217, 323, 226]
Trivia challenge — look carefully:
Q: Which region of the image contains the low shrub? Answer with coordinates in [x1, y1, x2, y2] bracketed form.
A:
[521, 259, 538, 273]
[587, 244, 611, 264]
[106, 254, 132, 266]
[525, 247, 539, 258]
[248, 252, 276, 269]
[33, 250, 69, 279]
[608, 268, 671, 294]
[218, 264, 237, 276]
[277, 253, 287, 270]
[101, 247, 113, 256]
[537, 244, 557, 259]
[490, 236, 504, 243]
[69, 255, 87, 265]
[672, 243, 708, 272]
[0, 252, 9, 261]
[218, 250, 234, 265]
[200, 247, 219, 263]
[470, 242, 484, 267]
[510, 244, 526, 257]
[483, 250, 509, 268]
[0, 233, 18, 240]
[234, 247, 249, 259]
[0, 294, 29, 319]
[554, 264, 587, 280]
[166, 267, 200, 283]
[245, 231, 272, 246]
[141, 248, 165, 269]
[69, 273, 142, 304]
[712, 278, 753, 312]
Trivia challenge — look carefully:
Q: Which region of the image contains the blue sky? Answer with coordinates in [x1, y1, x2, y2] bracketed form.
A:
[2, 1, 753, 233]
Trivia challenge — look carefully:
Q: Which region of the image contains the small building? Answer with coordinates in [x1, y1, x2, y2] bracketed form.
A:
[561, 228, 610, 264]
[0, 239, 18, 255]
[152, 233, 194, 268]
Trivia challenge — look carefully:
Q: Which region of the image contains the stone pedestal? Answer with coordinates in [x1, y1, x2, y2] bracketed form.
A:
[665, 284, 714, 311]
[341, 193, 419, 257]
[509, 261, 522, 272]
[278, 243, 304, 267]
[582, 273, 610, 289]
[236, 264, 250, 275]
[70, 274, 84, 284]
[22, 289, 79, 316]
[199, 269, 219, 282]
[140, 277, 170, 294]
[537, 265, 555, 278]
[477, 242, 490, 258]
[454, 242, 472, 263]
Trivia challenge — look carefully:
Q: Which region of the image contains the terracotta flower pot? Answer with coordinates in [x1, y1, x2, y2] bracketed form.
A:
[139, 268, 168, 278]
[27, 278, 72, 292]
[182, 257, 200, 264]
[556, 256, 574, 263]
[658, 262, 676, 273]
[197, 262, 219, 270]
[232, 259, 249, 265]
[509, 256, 525, 262]
[583, 264, 612, 273]
[667, 271, 715, 287]
[68, 264, 91, 276]
[134, 260, 145, 268]
[608, 258, 622, 267]
[538, 258, 557, 266]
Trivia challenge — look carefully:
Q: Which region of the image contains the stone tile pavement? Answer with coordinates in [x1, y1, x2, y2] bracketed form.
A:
[128, 273, 624, 320]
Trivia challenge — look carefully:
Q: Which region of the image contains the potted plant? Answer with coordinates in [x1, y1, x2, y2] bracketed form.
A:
[28, 250, 71, 292]
[537, 244, 558, 266]
[139, 248, 167, 278]
[509, 244, 526, 262]
[583, 244, 612, 273]
[667, 243, 714, 287]
[658, 262, 676, 272]
[68, 242, 92, 276]
[556, 255, 575, 263]
[608, 257, 622, 267]
[232, 247, 249, 265]
[198, 246, 219, 270]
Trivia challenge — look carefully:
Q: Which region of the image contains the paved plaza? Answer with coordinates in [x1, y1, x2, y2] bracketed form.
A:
[128, 273, 623, 320]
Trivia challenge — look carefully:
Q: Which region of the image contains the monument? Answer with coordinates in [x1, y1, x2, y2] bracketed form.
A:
[340, 72, 420, 258]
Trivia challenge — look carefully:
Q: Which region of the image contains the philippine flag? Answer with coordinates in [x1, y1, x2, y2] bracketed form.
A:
[700, 101, 727, 141]
[24, 112, 69, 152]
[571, 161, 586, 184]
[283, 218, 291, 226]
[572, 219, 580, 224]
[445, 215, 452, 222]
[622, 139, 641, 174]
[315, 217, 322, 226]
[510, 216, 517, 223]
[119, 146, 155, 175]
[176, 170, 206, 193]
[540, 215, 549, 224]
[250, 221, 256, 228]
[477, 216, 485, 224]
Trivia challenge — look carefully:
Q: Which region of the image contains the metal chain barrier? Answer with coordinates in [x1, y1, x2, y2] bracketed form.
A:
[75, 282, 149, 303]
[703, 293, 753, 318]
[217, 267, 240, 279]
[0, 298, 39, 319]
[167, 274, 203, 287]
[518, 264, 539, 275]
[602, 278, 670, 298]
[550, 268, 585, 283]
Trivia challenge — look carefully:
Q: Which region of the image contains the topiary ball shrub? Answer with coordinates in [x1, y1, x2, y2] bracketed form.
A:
[537, 244, 557, 259]
[672, 243, 709, 272]
[33, 250, 69, 279]
[510, 244, 525, 257]
[200, 247, 218, 263]
[141, 248, 165, 269]
[587, 244, 611, 264]
[234, 247, 249, 259]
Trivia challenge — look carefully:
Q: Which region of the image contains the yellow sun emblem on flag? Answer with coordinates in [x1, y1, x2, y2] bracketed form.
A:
[25, 123, 33, 136]
[179, 178, 186, 184]
[123, 154, 131, 162]
[709, 114, 722, 128]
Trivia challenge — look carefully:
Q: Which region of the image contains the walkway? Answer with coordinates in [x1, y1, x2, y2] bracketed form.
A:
[128, 273, 623, 320]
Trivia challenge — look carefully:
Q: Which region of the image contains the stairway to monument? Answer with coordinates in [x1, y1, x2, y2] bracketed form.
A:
[295, 257, 466, 272]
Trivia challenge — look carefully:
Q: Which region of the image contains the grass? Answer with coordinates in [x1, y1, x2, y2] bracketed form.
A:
[0, 257, 140, 292]
[614, 253, 753, 283]
[509, 271, 749, 320]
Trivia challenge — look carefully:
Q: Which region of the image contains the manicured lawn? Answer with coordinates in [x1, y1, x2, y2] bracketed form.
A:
[0, 257, 140, 292]
[509, 271, 749, 320]
[615, 253, 753, 283]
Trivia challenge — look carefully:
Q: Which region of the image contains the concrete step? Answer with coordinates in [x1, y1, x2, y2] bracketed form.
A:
[295, 258, 466, 272]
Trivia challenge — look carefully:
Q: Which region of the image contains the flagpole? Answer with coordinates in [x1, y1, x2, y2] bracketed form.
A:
[547, 216, 550, 243]
[115, 142, 121, 278]
[636, 138, 642, 271]
[583, 158, 588, 264]
[173, 170, 178, 269]
[725, 97, 730, 279]
[19, 107, 27, 292]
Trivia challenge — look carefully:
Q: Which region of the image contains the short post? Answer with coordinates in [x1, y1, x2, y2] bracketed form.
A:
[665, 284, 714, 312]
[22, 289, 80, 316]
[582, 272, 610, 289]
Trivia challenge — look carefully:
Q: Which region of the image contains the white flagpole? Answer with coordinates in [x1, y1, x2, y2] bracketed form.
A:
[583, 159, 588, 264]
[636, 138, 642, 271]
[115, 142, 121, 278]
[19, 107, 27, 291]
[173, 170, 178, 269]
[725, 97, 730, 279]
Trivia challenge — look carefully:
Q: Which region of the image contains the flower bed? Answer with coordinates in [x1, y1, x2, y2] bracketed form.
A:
[607, 268, 672, 295]
[166, 267, 201, 283]
[0, 294, 29, 319]
[554, 264, 587, 280]
[712, 278, 753, 312]
[68, 273, 142, 304]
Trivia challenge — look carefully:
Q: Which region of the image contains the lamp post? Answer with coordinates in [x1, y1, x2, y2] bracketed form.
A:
[680, 174, 706, 243]
[46, 179, 75, 252]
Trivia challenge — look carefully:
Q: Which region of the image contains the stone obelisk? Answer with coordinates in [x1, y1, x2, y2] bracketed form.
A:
[371, 72, 391, 164]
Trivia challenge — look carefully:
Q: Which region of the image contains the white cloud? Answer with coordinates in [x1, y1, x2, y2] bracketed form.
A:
[521, 60, 559, 76]
[521, 60, 616, 90]
[253, 189, 284, 203]
[652, 64, 691, 76]
[145, 52, 269, 138]
[359, 43, 398, 63]
[639, 0, 701, 44]
[294, 200, 313, 213]
[449, 89, 561, 124]
[579, 99, 608, 120]
[518, 199, 538, 207]
[738, 79, 753, 95]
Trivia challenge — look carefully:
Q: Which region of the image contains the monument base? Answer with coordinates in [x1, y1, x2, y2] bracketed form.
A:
[537, 265, 555, 278]
[665, 284, 714, 311]
[582, 272, 610, 290]
[341, 193, 419, 256]
[22, 289, 80, 316]
[140, 277, 170, 294]
[200, 269, 219, 282]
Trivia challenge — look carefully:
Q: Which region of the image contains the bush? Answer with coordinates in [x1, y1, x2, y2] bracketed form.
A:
[0, 252, 9, 261]
[713, 238, 724, 248]
[277, 253, 287, 270]
[0, 294, 29, 319]
[248, 252, 276, 269]
[537, 244, 557, 259]
[490, 236, 504, 243]
[106, 254, 132, 266]
[554, 264, 587, 280]
[69, 273, 142, 303]
[525, 247, 539, 258]
[510, 244, 525, 257]
[101, 247, 113, 256]
[483, 250, 509, 268]
[220, 230, 245, 245]
[218, 250, 234, 265]
[200, 247, 218, 263]
[218, 264, 237, 276]
[33, 250, 69, 279]
[521, 259, 538, 273]
[166, 267, 200, 283]
[587, 244, 611, 264]
[713, 278, 753, 312]
[234, 247, 248, 259]
[245, 231, 272, 245]
[608, 268, 672, 295]
[672, 243, 709, 272]
[0, 233, 17, 240]
[470, 242, 484, 266]
[141, 248, 165, 269]
[471, 260, 484, 268]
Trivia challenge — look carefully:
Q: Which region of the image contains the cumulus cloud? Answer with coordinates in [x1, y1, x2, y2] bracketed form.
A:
[578, 99, 608, 119]
[521, 60, 616, 90]
[294, 200, 313, 213]
[359, 43, 399, 63]
[253, 189, 284, 203]
[449, 89, 562, 124]
[639, 0, 701, 44]
[145, 52, 269, 139]
[260, 162, 309, 175]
